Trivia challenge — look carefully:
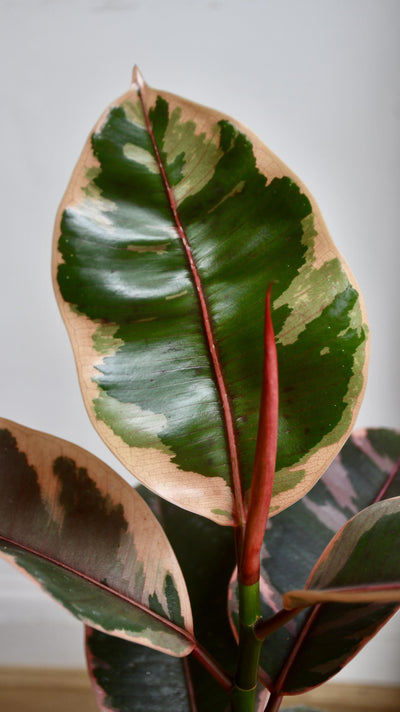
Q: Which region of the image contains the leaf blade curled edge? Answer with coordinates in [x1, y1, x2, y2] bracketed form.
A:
[53, 68, 368, 525]
[0, 418, 193, 657]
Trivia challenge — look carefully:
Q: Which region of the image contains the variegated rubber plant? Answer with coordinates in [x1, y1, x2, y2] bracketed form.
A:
[1, 67, 399, 712]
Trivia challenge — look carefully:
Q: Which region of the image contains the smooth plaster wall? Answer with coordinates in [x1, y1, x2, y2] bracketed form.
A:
[0, 0, 399, 684]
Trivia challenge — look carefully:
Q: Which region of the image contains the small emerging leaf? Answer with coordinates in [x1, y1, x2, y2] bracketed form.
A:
[241, 285, 279, 585]
[0, 418, 193, 657]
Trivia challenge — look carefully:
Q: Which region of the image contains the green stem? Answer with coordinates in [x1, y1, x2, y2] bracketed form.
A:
[232, 581, 263, 711]
[231, 684, 258, 711]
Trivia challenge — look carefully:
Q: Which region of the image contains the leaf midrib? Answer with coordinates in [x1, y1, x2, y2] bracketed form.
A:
[0, 533, 194, 647]
[135, 74, 245, 528]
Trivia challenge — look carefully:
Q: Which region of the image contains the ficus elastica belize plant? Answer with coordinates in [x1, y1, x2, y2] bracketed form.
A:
[1, 67, 399, 712]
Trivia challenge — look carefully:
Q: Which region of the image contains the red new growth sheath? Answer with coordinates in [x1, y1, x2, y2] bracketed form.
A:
[240, 286, 279, 585]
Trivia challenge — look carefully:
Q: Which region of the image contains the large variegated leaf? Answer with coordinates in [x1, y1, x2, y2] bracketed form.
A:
[52, 68, 368, 525]
[0, 419, 193, 657]
[274, 497, 400, 694]
[229, 427, 400, 688]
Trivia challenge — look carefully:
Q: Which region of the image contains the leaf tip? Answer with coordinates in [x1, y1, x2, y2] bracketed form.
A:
[132, 65, 145, 91]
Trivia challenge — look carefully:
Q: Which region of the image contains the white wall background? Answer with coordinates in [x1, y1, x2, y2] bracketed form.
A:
[0, 0, 399, 685]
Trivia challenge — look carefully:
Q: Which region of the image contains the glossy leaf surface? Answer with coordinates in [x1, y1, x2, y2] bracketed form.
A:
[0, 419, 193, 656]
[53, 68, 368, 525]
[229, 427, 400, 690]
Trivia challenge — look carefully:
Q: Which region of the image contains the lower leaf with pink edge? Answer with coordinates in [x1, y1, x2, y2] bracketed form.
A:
[0, 418, 194, 657]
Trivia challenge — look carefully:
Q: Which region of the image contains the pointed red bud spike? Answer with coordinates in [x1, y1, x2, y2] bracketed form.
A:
[240, 285, 279, 586]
